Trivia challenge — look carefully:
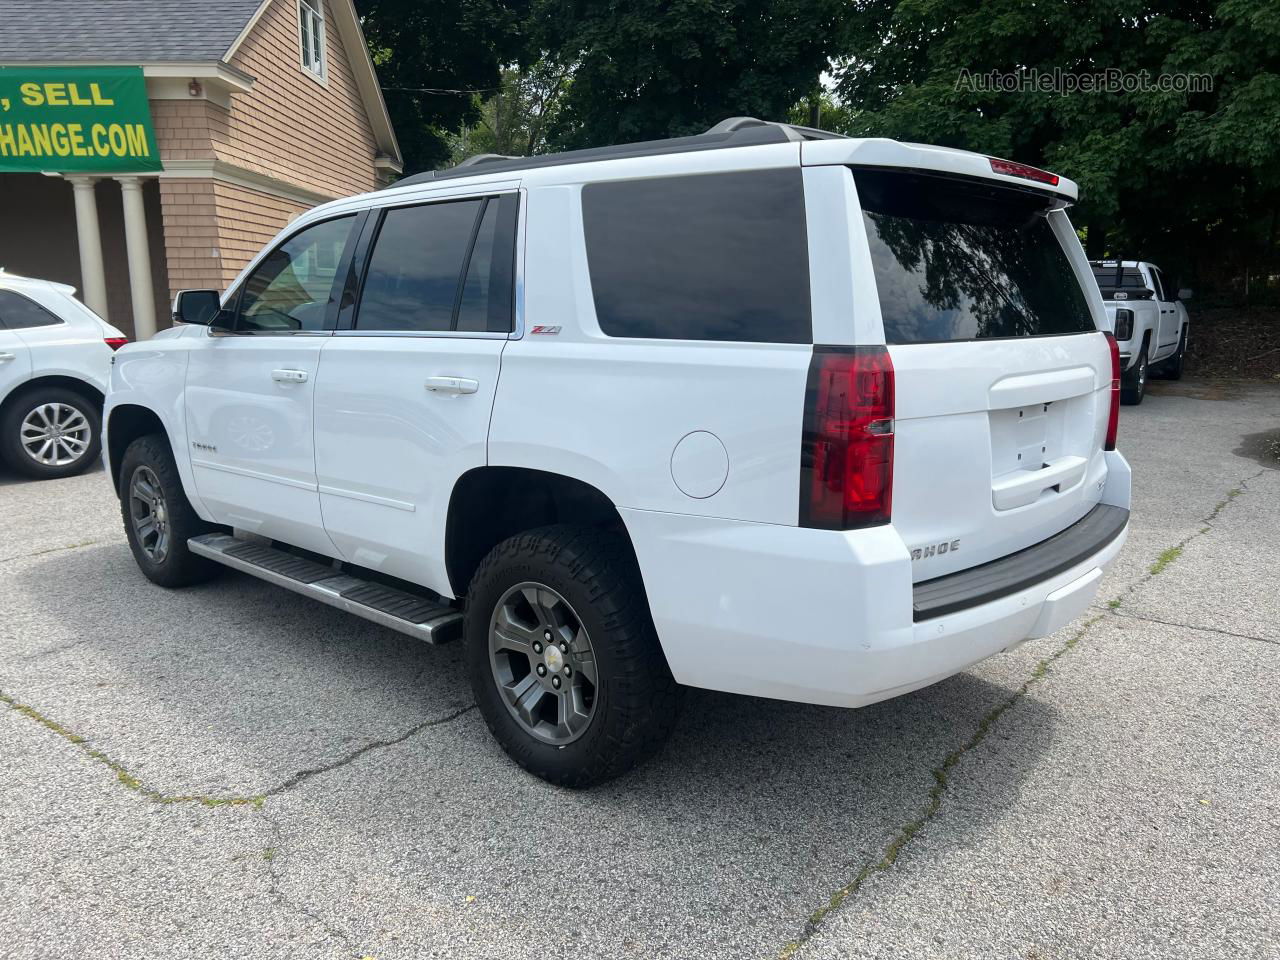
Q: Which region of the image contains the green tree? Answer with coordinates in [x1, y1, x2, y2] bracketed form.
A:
[537, 0, 847, 149]
[449, 60, 574, 163]
[357, 0, 530, 173]
[830, 0, 1280, 290]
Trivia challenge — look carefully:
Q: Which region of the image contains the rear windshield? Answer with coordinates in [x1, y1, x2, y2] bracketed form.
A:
[1090, 264, 1150, 299]
[856, 169, 1095, 344]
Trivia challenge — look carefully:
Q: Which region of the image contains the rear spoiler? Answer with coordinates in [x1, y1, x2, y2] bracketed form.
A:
[801, 138, 1078, 203]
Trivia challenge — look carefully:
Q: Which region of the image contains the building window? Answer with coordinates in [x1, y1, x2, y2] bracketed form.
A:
[298, 0, 326, 80]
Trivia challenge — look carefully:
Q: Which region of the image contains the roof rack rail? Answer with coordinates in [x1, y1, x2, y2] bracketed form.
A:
[391, 116, 847, 188]
[457, 152, 521, 168]
[704, 117, 849, 141]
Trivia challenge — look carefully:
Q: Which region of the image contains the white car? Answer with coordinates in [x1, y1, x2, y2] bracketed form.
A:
[104, 118, 1131, 785]
[1089, 260, 1191, 404]
[0, 272, 127, 479]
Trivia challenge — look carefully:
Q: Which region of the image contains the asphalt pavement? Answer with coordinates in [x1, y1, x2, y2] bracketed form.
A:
[1, 376, 1277, 960]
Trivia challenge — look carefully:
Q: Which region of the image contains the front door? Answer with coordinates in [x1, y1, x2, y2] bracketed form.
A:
[185, 214, 358, 556]
[313, 192, 518, 595]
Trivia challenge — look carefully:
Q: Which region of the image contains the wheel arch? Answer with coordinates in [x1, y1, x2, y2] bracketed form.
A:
[445, 466, 640, 598]
[0, 374, 104, 419]
[105, 403, 169, 494]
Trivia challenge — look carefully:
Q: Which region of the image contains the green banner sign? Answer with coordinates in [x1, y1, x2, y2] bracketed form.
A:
[0, 66, 161, 173]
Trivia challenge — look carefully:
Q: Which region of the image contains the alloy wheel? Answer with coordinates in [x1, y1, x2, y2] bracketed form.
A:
[488, 581, 599, 745]
[128, 465, 171, 563]
[19, 402, 91, 467]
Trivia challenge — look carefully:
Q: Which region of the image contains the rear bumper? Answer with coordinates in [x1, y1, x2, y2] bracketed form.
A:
[622, 450, 1131, 709]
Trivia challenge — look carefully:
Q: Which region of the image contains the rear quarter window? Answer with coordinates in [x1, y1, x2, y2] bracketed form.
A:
[856, 169, 1095, 344]
[581, 169, 811, 343]
[0, 289, 64, 329]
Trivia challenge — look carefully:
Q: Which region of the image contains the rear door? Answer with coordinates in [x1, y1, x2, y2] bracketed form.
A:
[312, 191, 518, 596]
[1149, 266, 1180, 358]
[0, 290, 41, 403]
[849, 167, 1111, 581]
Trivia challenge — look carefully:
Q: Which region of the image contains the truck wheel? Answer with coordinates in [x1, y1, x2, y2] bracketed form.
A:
[465, 524, 682, 787]
[0, 386, 101, 480]
[1121, 342, 1148, 405]
[119, 434, 220, 588]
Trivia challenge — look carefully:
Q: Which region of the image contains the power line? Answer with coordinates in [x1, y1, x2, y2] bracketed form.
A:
[381, 85, 499, 95]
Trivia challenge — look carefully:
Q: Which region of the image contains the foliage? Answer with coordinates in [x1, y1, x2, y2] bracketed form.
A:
[533, 0, 847, 148]
[829, 0, 1280, 290]
[356, 0, 529, 173]
[448, 60, 573, 163]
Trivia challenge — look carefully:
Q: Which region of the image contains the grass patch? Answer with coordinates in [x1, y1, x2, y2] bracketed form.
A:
[1149, 545, 1183, 575]
[0, 689, 266, 809]
[1107, 598, 1122, 609]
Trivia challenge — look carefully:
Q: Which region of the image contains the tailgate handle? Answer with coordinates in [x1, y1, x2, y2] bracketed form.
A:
[988, 367, 1095, 409]
[992, 456, 1088, 510]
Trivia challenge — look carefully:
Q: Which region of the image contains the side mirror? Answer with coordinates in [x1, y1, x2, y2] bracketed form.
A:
[171, 289, 224, 326]
[1177, 288, 1193, 301]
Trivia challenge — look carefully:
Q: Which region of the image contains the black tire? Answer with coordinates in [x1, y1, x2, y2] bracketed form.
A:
[0, 385, 101, 480]
[465, 524, 682, 787]
[119, 433, 221, 588]
[1121, 340, 1148, 405]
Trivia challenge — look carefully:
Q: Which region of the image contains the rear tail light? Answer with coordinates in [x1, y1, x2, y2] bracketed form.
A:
[1113, 308, 1133, 341]
[800, 346, 895, 529]
[104, 337, 128, 351]
[1104, 332, 1120, 451]
[988, 157, 1061, 187]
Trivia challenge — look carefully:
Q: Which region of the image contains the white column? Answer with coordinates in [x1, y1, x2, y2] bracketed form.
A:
[116, 176, 157, 340]
[67, 176, 109, 322]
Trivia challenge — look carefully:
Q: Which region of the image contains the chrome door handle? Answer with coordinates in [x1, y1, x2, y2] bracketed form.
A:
[0, 353, 15, 362]
[271, 368, 308, 383]
[425, 376, 479, 395]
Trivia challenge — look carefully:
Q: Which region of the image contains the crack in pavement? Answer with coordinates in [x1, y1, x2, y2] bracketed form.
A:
[0, 687, 475, 809]
[259, 803, 361, 952]
[0, 538, 113, 565]
[774, 469, 1263, 960]
[1109, 609, 1280, 648]
[259, 703, 477, 799]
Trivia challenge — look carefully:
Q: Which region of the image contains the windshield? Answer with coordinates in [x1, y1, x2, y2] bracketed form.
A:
[856, 169, 1096, 344]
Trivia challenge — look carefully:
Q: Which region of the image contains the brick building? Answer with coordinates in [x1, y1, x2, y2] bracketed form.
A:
[0, 0, 402, 339]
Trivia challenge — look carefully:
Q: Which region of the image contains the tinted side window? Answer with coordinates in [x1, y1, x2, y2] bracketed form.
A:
[356, 199, 481, 332]
[582, 169, 811, 343]
[457, 194, 518, 333]
[0, 290, 63, 329]
[237, 216, 355, 333]
[1149, 267, 1167, 301]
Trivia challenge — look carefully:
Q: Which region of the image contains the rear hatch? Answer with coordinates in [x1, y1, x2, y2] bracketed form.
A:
[853, 166, 1111, 581]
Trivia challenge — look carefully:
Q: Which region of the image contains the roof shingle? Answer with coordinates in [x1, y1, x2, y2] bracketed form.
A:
[0, 0, 265, 63]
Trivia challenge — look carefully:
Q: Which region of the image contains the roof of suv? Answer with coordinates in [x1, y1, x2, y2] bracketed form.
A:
[395, 117, 847, 187]
[0, 271, 78, 298]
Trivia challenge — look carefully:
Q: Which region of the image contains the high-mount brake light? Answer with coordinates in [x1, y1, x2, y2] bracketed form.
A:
[1104, 332, 1121, 451]
[799, 346, 895, 529]
[988, 157, 1061, 187]
[104, 337, 128, 351]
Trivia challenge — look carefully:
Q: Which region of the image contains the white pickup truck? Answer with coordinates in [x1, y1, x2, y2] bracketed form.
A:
[105, 119, 1131, 786]
[1089, 260, 1191, 404]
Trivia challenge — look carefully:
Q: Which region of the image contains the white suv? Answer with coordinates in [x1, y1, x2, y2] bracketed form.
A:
[0, 272, 127, 479]
[104, 118, 1131, 786]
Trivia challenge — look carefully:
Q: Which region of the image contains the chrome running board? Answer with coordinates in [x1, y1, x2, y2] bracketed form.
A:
[188, 533, 462, 644]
